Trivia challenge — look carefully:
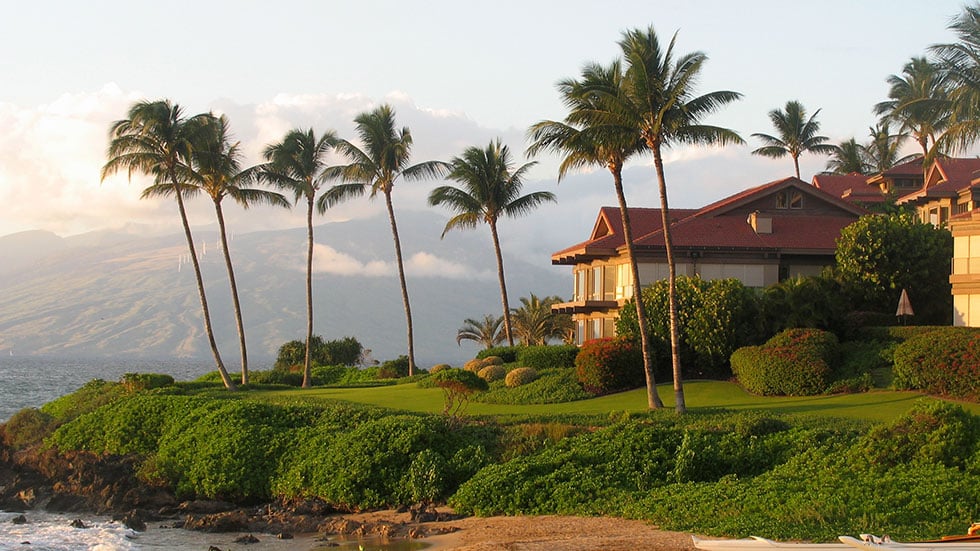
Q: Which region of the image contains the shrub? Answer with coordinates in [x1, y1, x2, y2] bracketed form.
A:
[480, 356, 504, 367]
[617, 276, 762, 377]
[430, 364, 451, 374]
[892, 327, 980, 400]
[853, 400, 980, 470]
[463, 359, 484, 372]
[476, 346, 521, 363]
[40, 379, 127, 424]
[274, 335, 364, 370]
[378, 356, 409, 379]
[478, 365, 506, 382]
[574, 337, 644, 396]
[475, 368, 590, 405]
[120, 373, 175, 392]
[505, 367, 539, 388]
[517, 345, 580, 369]
[730, 329, 839, 396]
[2, 408, 56, 449]
[249, 370, 303, 386]
[432, 368, 489, 416]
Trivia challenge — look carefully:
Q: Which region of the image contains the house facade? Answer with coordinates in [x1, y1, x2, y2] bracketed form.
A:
[552, 177, 867, 344]
[895, 158, 980, 225]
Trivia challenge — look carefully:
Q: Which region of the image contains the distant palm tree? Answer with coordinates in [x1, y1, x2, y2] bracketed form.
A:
[101, 100, 236, 390]
[930, 7, 980, 154]
[175, 114, 290, 385]
[456, 315, 506, 349]
[261, 128, 338, 388]
[323, 105, 449, 376]
[825, 138, 871, 175]
[510, 294, 573, 346]
[430, 139, 555, 346]
[864, 121, 918, 173]
[752, 100, 835, 179]
[617, 27, 744, 413]
[527, 59, 664, 408]
[873, 56, 951, 165]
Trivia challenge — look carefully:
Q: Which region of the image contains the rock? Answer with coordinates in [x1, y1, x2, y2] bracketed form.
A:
[121, 511, 146, 532]
[183, 510, 249, 533]
[277, 532, 294, 539]
[69, 519, 87, 529]
[10, 514, 26, 524]
[234, 534, 260, 544]
[178, 500, 238, 514]
[207, 546, 223, 551]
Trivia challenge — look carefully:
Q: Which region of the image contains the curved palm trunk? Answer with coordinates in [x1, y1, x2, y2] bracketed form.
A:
[214, 200, 248, 385]
[383, 190, 416, 376]
[611, 165, 664, 409]
[174, 183, 235, 390]
[792, 155, 801, 179]
[651, 145, 685, 413]
[488, 219, 514, 347]
[303, 196, 315, 388]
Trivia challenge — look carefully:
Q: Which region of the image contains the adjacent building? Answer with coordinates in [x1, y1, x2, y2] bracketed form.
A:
[552, 177, 867, 344]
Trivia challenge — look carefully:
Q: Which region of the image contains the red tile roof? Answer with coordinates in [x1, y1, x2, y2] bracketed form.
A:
[812, 173, 886, 203]
[931, 157, 980, 187]
[553, 178, 865, 263]
[882, 159, 925, 177]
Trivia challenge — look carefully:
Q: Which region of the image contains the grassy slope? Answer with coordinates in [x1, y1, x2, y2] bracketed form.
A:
[258, 380, 980, 423]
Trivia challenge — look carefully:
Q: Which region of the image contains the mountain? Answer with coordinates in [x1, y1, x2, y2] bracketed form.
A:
[0, 211, 567, 368]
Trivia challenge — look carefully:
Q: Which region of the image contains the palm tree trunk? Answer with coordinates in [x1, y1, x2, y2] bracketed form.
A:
[488, 219, 515, 347]
[214, 200, 248, 385]
[174, 183, 235, 390]
[793, 155, 801, 179]
[651, 145, 685, 413]
[611, 166, 663, 409]
[303, 196, 315, 388]
[383, 190, 416, 376]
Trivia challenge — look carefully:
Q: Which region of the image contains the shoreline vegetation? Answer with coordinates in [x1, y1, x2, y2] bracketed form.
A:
[2, 362, 980, 549]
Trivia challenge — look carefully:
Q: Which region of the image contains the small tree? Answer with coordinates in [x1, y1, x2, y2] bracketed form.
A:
[431, 368, 488, 419]
[835, 212, 952, 324]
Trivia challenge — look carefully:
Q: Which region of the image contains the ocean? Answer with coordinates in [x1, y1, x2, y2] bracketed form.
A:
[0, 356, 429, 550]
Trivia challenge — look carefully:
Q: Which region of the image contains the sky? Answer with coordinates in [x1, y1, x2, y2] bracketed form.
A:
[2, 0, 978, 265]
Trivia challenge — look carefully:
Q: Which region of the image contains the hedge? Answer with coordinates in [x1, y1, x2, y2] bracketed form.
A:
[574, 337, 644, 396]
[892, 327, 980, 401]
[730, 329, 838, 396]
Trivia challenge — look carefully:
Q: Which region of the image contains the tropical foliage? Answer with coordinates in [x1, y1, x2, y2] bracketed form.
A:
[430, 140, 555, 346]
[509, 294, 573, 346]
[751, 100, 835, 178]
[323, 105, 449, 376]
[456, 315, 506, 350]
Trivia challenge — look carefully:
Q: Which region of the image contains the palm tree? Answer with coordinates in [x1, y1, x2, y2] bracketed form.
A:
[930, 7, 980, 154]
[751, 100, 835, 179]
[824, 138, 871, 175]
[873, 56, 951, 166]
[616, 27, 744, 413]
[864, 121, 918, 173]
[323, 105, 449, 376]
[509, 294, 572, 346]
[527, 59, 664, 408]
[261, 128, 338, 388]
[100, 100, 236, 390]
[175, 113, 290, 385]
[429, 139, 555, 347]
[456, 315, 506, 349]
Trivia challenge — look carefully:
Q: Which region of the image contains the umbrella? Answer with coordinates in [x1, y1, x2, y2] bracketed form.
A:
[896, 288, 914, 323]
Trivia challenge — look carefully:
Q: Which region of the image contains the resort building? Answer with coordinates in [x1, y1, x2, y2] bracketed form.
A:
[552, 177, 867, 344]
[893, 157, 980, 226]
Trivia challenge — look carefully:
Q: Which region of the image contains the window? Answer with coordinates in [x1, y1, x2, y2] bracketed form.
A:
[575, 320, 585, 345]
[776, 190, 804, 209]
[591, 266, 602, 300]
[574, 270, 587, 301]
[616, 264, 633, 299]
[591, 318, 602, 340]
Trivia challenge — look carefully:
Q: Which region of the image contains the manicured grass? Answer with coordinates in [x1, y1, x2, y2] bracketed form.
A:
[258, 380, 980, 423]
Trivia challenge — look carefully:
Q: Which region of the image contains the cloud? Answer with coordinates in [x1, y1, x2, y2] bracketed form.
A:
[406, 251, 493, 280]
[309, 243, 491, 281]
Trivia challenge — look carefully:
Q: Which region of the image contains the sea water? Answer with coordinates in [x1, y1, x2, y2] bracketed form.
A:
[0, 355, 241, 422]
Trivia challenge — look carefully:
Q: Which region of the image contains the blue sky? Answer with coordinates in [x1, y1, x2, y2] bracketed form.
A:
[1, 0, 976, 260]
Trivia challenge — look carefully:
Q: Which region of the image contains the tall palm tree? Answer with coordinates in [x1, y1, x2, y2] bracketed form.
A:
[527, 59, 665, 408]
[456, 315, 506, 349]
[930, 6, 980, 154]
[824, 138, 871, 175]
[100, 100, 236, 390]
[173, 114, 290, 385]
[617, 27, 744, 413]
[323, 105, 449, 376]
[864, 121, 918, 173]
[261, 128, 338, 388]
[429, 139, 555, 347]
[873, 56, 952, 166]
[510, 294, 573, 346]
[751, 100, 834, 179]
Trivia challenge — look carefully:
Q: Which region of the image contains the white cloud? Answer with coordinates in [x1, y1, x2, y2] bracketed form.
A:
[406, 251, 493, 280]
[310, 244, 391, 276]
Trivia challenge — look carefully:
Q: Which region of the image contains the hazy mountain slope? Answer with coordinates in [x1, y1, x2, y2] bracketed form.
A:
[0, 211, 567, 366]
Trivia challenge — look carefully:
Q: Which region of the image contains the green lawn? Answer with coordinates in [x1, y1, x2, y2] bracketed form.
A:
[258, 380, 980, 423]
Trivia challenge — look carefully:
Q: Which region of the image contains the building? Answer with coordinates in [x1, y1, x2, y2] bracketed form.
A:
[551, 177, 867, 344]
[894, 157, 980, 225]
